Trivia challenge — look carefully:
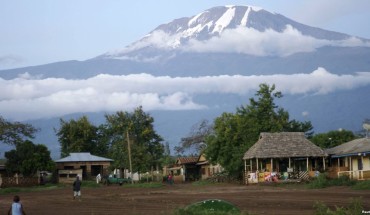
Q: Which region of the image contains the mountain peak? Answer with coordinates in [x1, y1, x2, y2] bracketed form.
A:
[100, 5, 354, 60]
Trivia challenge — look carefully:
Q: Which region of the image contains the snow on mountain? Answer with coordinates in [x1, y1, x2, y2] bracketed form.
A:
[100, 5, 366, 60]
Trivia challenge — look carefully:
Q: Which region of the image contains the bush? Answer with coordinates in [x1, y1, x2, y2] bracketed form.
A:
[307, 173, 329, 189]
[313, 198, 363, 215]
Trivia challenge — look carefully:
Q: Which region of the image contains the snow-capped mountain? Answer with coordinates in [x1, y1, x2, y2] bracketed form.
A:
[100, 5, 363, 61]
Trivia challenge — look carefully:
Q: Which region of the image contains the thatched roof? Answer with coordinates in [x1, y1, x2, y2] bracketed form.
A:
[325, 138, 370, 157]
[243, 132, 327, 159]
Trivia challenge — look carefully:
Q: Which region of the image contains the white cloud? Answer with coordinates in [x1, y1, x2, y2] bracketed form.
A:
[111, 25, 370, 59]
[1, 68, 370, 121]
[184, 25, 370, 56]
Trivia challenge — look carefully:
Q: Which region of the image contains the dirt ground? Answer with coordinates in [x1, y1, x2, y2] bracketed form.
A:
[0, 183, 369, 215]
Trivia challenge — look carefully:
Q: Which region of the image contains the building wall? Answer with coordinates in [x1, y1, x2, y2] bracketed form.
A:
[56, 161, 111, 180]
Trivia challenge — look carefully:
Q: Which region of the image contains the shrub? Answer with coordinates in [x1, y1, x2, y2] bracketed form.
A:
[307, 173, 329, 189]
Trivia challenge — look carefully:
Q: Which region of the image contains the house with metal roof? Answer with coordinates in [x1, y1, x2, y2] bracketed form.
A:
[325, 137, 370, 180]
[55, 152, 113, 183]
[243, 132, 327, 183]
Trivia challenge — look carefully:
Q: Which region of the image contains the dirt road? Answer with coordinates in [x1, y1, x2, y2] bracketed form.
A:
[0, 183, 369, 215]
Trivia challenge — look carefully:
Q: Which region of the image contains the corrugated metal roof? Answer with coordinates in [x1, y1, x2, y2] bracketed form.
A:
[325, 138, 370, 156]
[55, 152, 113, 163]
[243, 132, 327, 159]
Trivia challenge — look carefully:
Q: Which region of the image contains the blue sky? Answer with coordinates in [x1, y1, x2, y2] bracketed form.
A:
[1, 0, 370, 70]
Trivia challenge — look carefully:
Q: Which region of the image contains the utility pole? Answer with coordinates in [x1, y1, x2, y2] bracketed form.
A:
[126, 129, 133, 184]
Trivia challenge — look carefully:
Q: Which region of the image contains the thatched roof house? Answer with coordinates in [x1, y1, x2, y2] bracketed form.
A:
[243, 132, 327, 159]
[243, 132, 327, 182]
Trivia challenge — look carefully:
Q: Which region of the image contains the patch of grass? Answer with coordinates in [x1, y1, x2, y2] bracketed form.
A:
[0, 183, 65, 195]
[313, 198, 363, 215]
[307, 174, 356, 189]
[329, 176, 356, 187]
[123, 182, 163, 188]
[81, 180, 102, 188]
[192, 180, 214, 186]
[0, 187, 23, 195]
[352, 180, 370, 190]
[174, 199, 244, 215]
[307, 174, 329, 189]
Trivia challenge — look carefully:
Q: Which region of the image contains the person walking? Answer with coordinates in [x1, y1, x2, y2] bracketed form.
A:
[73, 175, 82, 201]
[8, 195, 26, 215]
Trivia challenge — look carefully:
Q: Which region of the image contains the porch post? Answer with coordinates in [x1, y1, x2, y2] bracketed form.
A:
[306, 157, 309, 171]
[361, 156, 364, 180]
[271, 158, 273, 172]
[244, 159, 246, 172]
[250, 159, 252, 172]
[323, 157, 326, 171]
[256, 158, 259, 171]
[289, 157, 291, 168]
[349, 157, 352, 179]
[337, 158, 340, 169]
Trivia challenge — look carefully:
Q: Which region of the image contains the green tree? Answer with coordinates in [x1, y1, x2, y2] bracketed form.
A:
[0, 115, 38, 145]
[55, 116, 102, 157]
[104, 107, 164, 173]
[5, 140, 55, 176]
[310, 129, 356, 149]
[205, 84, 313, 178]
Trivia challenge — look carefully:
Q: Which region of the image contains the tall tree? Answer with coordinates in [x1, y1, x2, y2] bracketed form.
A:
[5, 140, 55, 176]
[205, 84, 313, 178]
[0, 115, 38, 145]
[104, 107, 164, 172]
[55, 116, 101, 157]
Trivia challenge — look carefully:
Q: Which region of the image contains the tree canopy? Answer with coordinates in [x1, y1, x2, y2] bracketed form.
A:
[0, 115, 38, 145]
[56, 116, 102, 157]
[205, 84, 313, 178]
[104, 107, 164, 172]
[55, 107, 165, 173]
[310, 129, 356, 149]
[5, 140, 55, 176]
